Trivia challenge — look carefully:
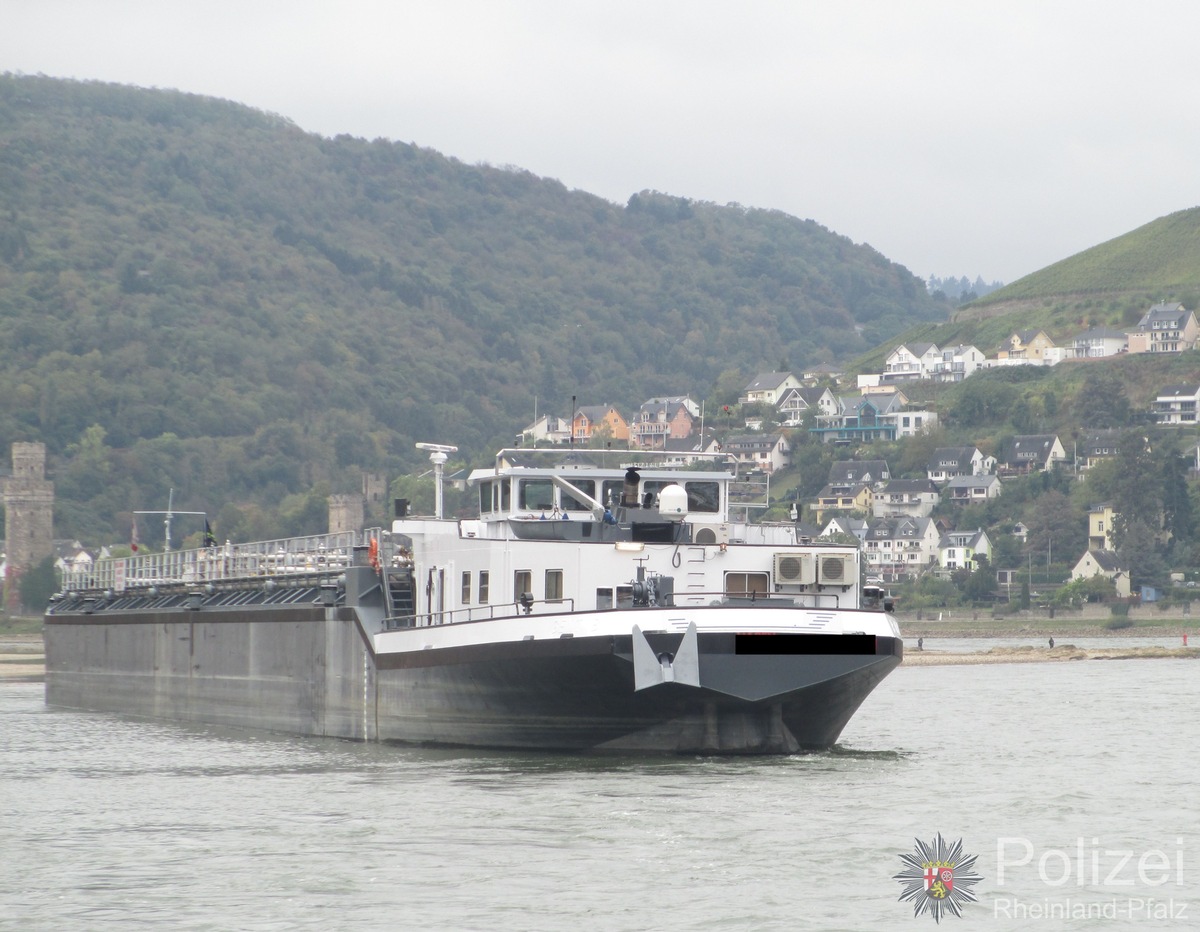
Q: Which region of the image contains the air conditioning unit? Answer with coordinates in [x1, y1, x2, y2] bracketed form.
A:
[773, 552, 815, 584]
[816, 553, 855, 586]
[691, 522, 729, 545]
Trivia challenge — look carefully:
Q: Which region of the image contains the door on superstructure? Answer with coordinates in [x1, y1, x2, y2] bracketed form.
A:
[425, 567, 445, 623]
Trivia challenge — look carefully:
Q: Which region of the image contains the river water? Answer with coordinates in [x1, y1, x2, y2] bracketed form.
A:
[3, 659, 1198, 930]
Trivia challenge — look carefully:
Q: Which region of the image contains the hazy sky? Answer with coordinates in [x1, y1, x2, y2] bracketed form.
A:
[5, 1, 1199, 283]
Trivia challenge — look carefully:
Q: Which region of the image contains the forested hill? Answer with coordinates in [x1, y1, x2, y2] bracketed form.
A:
[0, 74, 945, 543]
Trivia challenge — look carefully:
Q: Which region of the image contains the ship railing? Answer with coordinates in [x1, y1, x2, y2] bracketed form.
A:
[382, 589, 854, 629]
[383, 597, 578, 630]
[60, 528, 386, 594]
[656, 590, 851, 609]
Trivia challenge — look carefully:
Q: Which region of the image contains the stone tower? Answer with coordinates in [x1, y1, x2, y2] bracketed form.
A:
[3, 442, 55, 612]
[327, 493, 365, 535]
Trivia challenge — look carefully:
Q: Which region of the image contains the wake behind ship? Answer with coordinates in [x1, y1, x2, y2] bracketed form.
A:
[45, 447, 902, 754]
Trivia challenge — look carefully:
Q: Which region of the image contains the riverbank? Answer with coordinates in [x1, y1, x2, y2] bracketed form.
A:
[4, 630, 1199, 682]
[896, 609, 1200, 640]
[0, 633, 45, 683]
[904, 644, 1200, 666]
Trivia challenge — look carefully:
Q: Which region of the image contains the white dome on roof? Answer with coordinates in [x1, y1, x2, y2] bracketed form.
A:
[658, 484, 688, 517]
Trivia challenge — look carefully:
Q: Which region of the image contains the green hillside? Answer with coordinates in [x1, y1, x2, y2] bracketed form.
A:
[849, 208, 1200, 373]
[981, 207, 1200, 303]
[0, 74, 946, 544]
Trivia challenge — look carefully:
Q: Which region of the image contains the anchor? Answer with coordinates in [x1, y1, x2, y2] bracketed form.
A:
[632, 621, 700, 691]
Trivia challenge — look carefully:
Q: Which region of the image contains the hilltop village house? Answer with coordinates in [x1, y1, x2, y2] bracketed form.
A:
[998, 329, 1056, 363]
[739, 372, 803, 406]
[572, 405, 630, 444]
[1127, 302, 1200, 354]
[504, 308, 1200, 588]
[1151, 384, 1200, 426]
[856, 303, 1200, 395]
[630, 397, 697, 448]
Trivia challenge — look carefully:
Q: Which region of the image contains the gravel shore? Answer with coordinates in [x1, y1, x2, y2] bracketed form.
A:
[0, 634, 45, 682]
[903, 644, 1200, 666]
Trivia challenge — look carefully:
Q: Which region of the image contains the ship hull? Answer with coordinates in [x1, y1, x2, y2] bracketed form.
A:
[44, 604, 900, 754]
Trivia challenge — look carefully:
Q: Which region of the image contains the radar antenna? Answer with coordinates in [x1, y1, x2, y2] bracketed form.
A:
[416, 443, 459, 518]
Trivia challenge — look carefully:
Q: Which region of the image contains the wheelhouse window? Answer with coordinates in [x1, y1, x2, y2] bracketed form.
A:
[478, 570, 490, 603]
[461, 571, 471, 604]
[559, 479, 596, 512]
[684, 481, 719, 513]
[642, 479, 670, 508]
[639, 479, 719, 513]
[518, 479, 553, 511]
[480, 479, 511, 513]
[514, 570, 532, 601]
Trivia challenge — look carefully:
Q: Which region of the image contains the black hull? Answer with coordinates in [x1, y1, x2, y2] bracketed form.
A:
[43, 605, 901, 754]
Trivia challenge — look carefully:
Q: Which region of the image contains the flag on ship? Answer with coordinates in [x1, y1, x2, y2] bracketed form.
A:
[131, 516, 139, 552]
[204, 519, 217, 548]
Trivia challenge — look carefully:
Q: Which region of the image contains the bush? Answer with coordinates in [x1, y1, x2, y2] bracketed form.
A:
[1106, 616, 1134, 630]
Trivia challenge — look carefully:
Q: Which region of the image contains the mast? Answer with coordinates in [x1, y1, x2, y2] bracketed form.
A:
[415, 443, 459, 519]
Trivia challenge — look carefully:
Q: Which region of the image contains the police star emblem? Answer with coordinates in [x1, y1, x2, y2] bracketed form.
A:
[894, 834, 982, 922]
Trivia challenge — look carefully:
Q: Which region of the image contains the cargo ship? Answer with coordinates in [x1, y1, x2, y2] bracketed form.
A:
[46, 447, 901, 753]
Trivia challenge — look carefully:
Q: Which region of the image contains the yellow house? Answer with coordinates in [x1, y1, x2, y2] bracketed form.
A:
[998, 329, 1055, 362]
[572, 404, 630, 443]
[1088, 504, 1117, 552]
[814, 482, 874, 523]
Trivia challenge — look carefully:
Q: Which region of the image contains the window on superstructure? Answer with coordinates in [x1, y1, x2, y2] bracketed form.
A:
[518, 480, 554, 511]
[684, 481, 719, 513]
[596, 587, 613, 610]
[602, 480, 624, 509]
[514, 570, 533, 603]
[461, 571, 471, 604]
[479, 571, 490, 603]
[725, 572, 768, 595]
[479, 480, 493, 514]
[560, 479, 596, 512]
[545, 569, 564, 602]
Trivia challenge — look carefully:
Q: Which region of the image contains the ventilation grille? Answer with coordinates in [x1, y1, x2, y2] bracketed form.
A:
[691, 522, 728, 545]
[818, 554, 853, 584]
[773, 552, 814, 584]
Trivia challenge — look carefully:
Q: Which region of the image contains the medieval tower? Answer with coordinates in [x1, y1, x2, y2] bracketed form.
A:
[327, 493, 365, 535]
[3, 442, 55, 612]
[327, 472, 387, 534]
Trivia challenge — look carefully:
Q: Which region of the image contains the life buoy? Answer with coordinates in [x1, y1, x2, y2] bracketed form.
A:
[368, 538, 380, 570]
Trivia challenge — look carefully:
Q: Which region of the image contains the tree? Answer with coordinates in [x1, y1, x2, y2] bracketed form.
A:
[1074, 369, 1132, 428]
[949, 376, 1018, 428]
[989, 531, 1023, 571]
[962, 557, 995, 602]
[19, 555, 59, 614]
[1160, 443, 1195, 547]
[1105, 431, 1163, 550]
[1118, 519, 1169, 592]
[1023, 488, 1085, 563]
